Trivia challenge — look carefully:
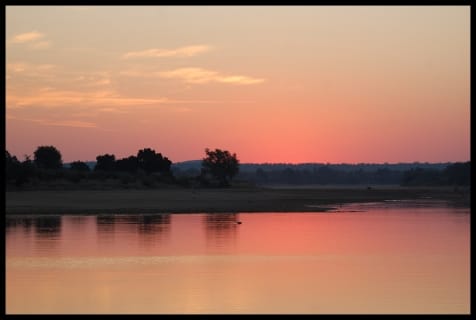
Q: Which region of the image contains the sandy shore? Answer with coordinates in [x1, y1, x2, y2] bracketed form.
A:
[5, 186, 469, 215]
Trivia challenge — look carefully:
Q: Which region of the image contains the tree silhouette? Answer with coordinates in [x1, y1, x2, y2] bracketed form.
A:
[6, 150, 19, 171]
[5, 150, 21, 182]
[201, 148, 239, 187]
[33, 146, 63, 169]
[95, 154, 116, 171]
[116, 155, 138, 173]
[137, 148, 171, 174]
[16, 155, 36, 187]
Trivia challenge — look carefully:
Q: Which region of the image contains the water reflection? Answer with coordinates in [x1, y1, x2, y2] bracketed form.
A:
[6, 216, 63, 253]
[32, 216, 62, 253]
[133, 214, 171, 246]
[6, 205, 470, 314]
[33, 216, 62, 236]
[66, 216, 88, 230]
[137, 214, 171, 234]
[203, 213, 240, 248]
[95, 214, 171, 246]
[96, 215, 116, 244]
[6, 217, 33, 234]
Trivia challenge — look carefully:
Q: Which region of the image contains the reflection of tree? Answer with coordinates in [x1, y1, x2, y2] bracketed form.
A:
[33, 216, 62, 237]
[32, 216, 62, 253]
[97, 215, 115, 231]
[134, 214, 171, 246]
[137, 214, 171, 234]
[96, 215, 116, 243]
[203, 213, 239, 248]
[111, 215, 171, 234]
[6, 217, 62, 253]
[96, 214, 171, 245]
[6, 217, 33, 234]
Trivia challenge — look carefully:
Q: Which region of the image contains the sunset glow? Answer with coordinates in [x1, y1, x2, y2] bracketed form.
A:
[6, 6, 470, 163]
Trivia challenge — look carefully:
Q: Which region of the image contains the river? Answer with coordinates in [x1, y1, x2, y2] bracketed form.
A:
[6, 200, 470, 314]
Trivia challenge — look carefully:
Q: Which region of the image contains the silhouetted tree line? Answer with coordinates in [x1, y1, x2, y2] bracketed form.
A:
[174, 161, 470, 187]
[5, 151, 36, 187]
[248, 163, 470, 186]
[238, 166, 406, 185]
[5, 146, 174, 189]
[5, 146, 240, 189]
[94, 148, 172, 175]
[6, 145, 469, 189]
[401, 162, 470, 186]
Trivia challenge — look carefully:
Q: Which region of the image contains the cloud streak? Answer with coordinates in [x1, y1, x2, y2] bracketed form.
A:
[7, 63, 114, 91]
[122, 45, 211, 59]
[6, 88, 169, 109]
[7, 62, 56, 74]
[6, 87, 238, 112]
[35, 119, 98, 128]
[158, 67, 265, 85]
[7, 115, 97, 128]
[9, 31, 51, 50]
[11, 31, 45, 43]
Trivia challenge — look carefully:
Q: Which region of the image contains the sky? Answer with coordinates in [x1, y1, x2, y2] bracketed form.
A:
[5, 6, 470, 164]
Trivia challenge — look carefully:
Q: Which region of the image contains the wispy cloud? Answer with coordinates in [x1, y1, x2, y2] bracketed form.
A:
[7, 62, 56, 73]
[158, 67, 265, 85]
[11, 31, 45, 43]
[74, 72, 112, 87]
[159, 68, 217, 84]
[7, 62, 258, 115]
[7, 115, 97, 128]
[37, 119, 98, 128]
[96, 107, 129, 114]
[9, 31, 51, 50]
[215, 75, 266, 85]
[7, 86, 252, 113]
[6, 88, 169, 109]
[7, 63, 113, 90]
[7, 62, 58, 83]
[122, 45, 211, 59]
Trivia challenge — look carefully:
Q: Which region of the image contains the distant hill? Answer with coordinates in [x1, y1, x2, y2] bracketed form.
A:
[63, 161, 96, 170]
[171, 160, 202, 171]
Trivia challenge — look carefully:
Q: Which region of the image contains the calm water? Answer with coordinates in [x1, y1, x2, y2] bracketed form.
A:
[6, 201, 470, 314]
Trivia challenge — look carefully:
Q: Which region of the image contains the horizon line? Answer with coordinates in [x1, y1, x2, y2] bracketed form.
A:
[64, 159, 470, 165]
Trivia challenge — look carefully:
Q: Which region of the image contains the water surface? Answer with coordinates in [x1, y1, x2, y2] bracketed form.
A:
[6, 201, 470, 314]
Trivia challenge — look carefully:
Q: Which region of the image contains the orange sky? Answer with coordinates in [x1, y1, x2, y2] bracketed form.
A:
[6, 6, 470, 163]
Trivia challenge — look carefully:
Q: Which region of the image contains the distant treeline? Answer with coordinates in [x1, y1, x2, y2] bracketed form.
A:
[5, 145, 470, 189]
[173, 161, 470, 187]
